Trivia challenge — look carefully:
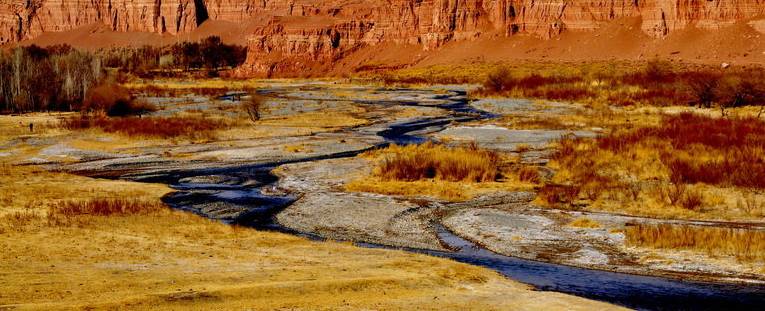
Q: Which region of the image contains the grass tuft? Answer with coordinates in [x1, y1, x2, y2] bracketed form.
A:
[374, 142, 500, 183]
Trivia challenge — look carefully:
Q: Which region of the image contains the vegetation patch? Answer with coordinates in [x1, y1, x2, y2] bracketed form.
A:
[60, 115, 224, 139]
[625, 224, 765, 263]
[49, 198, 166, 218]
[568, 217, 602, 229]
[542, 113, 765, 220]
[477, 62, 764, 108]
[346, 143, 537, 201]
[373, 142, 500, 183]
[377, 61, 764, 109]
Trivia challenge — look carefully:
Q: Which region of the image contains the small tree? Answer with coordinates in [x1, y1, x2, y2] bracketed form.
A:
[685, 71, 721, 108]
[484, 66, 514, 93]
[243, 95, 264, 122]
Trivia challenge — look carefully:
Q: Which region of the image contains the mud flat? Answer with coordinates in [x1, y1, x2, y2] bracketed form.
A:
[275, 157, 445, 250]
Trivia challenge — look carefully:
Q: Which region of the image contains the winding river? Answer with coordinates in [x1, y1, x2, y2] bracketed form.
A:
[151, 86, 765, 310]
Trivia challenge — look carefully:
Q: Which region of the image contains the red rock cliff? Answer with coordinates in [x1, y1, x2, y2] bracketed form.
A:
[3, 0, 764, 74]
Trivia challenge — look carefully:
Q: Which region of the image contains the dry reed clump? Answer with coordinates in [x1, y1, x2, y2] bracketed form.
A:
[3, 198, 165, 231]
[598, 113, 765, 189]
[542, 113, 765, 219]
[345, 143, 522, 201]
[48, 198, 166, 218]
[625, 224, 765, 263]
[60, 115, 224, 139]
[374, 142, 500, 183]
[517, 165, 541, 184]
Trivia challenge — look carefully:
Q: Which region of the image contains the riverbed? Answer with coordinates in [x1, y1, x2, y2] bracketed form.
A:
[38, 82, 765, 310]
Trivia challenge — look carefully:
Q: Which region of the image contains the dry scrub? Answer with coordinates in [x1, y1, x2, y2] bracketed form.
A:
[542, 113, 765, 220]
[477, 62, 764, 108]
[375, 142, 499, 182]
[61, 115, 224, 139]
[49, 198, 165, 218]
[626, 224, 765, 263]
[378, 61, 764, 109]
[346, 143, 539, 201]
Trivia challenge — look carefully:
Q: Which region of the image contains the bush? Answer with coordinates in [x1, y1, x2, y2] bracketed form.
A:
[683, 70, 722, 107]
[80, 84, 131, 114]
[484, 67, 514, 93]
[472, 61, 763, 108]
[109, 98, 158, 117]
[716, 69, 765, 111]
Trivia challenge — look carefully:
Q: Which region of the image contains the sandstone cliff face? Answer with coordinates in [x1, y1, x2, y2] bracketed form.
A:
[3, 0, 764, 75]
[0, 0, 200, 44]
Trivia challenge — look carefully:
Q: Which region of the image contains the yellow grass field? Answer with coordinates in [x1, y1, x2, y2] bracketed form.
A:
[0, 164, 622, 310]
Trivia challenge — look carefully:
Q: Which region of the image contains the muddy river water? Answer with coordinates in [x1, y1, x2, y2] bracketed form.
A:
[101, 84, 765, 310]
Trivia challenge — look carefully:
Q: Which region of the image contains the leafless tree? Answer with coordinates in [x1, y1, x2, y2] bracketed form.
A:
[243, 94, 264, 123]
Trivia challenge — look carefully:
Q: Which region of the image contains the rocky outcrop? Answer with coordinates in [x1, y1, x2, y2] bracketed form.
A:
[2, 1, 764, 74]
[0, 0, 201, 43]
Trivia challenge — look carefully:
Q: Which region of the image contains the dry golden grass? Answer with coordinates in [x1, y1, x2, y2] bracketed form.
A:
[0, 164, 618, 310]
[0, 164, 170, 219]
[0, 113, 69, 143]
[542, 113, 765, 221]
[568, 217, 602, 229]
[61, 115, 225, 139]
[346, 143, 538, 201]
[374, 143, 500, 182]
[625, 224, 765, 263]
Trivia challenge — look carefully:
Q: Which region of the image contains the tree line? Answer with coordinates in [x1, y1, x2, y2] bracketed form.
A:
[0, 37, 247, 113]
[101, 36, 247, 75]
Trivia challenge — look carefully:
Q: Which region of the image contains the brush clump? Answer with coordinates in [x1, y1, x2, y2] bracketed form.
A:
[374, 142, 500, 183]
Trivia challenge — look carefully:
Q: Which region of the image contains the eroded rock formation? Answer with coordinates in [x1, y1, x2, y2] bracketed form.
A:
[2, 1, 764, 75]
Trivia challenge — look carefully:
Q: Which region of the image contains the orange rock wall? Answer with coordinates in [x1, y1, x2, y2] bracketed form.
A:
[2, 0, 763, 75]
